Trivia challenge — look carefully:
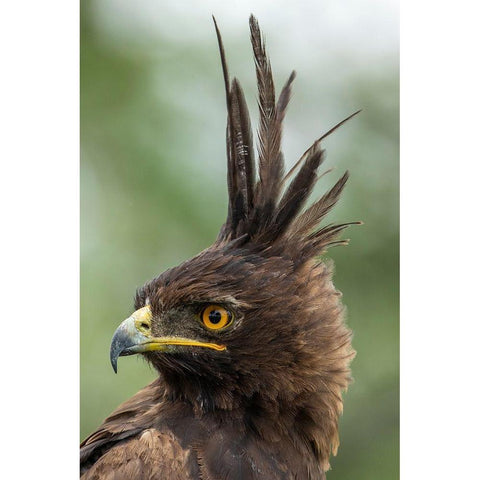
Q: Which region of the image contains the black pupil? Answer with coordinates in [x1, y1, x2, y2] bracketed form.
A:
[208, 310, 223, 324]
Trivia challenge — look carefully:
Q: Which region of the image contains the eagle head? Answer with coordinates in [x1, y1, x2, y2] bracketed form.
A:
[108, 15, 358, 472]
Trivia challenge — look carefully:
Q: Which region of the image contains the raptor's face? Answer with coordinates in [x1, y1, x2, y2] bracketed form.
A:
[111, 246, 305, 366]
[109, 246, 268, 375]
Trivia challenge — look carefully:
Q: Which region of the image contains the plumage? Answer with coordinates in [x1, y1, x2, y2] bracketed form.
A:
[81, 15, 360, 480]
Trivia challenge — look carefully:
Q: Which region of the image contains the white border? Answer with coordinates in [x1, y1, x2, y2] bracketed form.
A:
[401, 1, 480, 478]
[0, 2, 79, 477]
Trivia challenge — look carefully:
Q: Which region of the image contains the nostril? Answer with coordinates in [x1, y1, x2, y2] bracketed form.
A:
[140, 322, 150, 330]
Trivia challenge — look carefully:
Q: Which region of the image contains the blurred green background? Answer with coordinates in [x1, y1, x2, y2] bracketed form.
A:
[80, 1, 398, 478]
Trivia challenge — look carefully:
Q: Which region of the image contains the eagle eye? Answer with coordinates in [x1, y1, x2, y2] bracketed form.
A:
[201, 305, 233, 330]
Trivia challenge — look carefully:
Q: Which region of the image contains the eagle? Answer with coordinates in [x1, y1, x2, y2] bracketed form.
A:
[80, 15, 359, 480]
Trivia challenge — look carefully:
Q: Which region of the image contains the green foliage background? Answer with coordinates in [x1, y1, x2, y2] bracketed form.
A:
[81, 1, 398, 478]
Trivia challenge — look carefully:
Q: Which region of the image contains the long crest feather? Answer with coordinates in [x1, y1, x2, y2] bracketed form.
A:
[250, 15, 285, 222]
[287, 171, 350, 239]
[229, 79, 255, 234]
[268, 145, 325, 240]
[282, 110, 362, 186]
[213, 17, 255, 240]
[301, 221, 362, 260]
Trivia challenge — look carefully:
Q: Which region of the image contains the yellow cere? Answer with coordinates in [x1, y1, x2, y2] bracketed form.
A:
[132, 305, 153, 334]
[132, 305, 152, 322]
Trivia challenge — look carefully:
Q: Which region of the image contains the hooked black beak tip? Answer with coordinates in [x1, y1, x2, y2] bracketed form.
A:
[110, 329, 127, 374]
[110, 355, 118, 374]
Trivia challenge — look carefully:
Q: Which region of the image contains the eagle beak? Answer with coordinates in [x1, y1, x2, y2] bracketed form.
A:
[109, 305, 226, 373]
[110, 306, 155, 373]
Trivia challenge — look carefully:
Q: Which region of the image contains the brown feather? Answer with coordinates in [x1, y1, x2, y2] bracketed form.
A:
[229, 78, 255, 232]
[249, 15, 284, 225]
[212, 16, 230, 108]
[269, 146, 325, 240]
[287, 171, 350, 239]
[82, 429, 198, 480]
[214, 19, 255, 240]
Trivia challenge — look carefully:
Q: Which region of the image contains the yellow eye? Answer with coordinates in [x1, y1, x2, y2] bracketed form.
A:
[201, 305, 232, 330]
